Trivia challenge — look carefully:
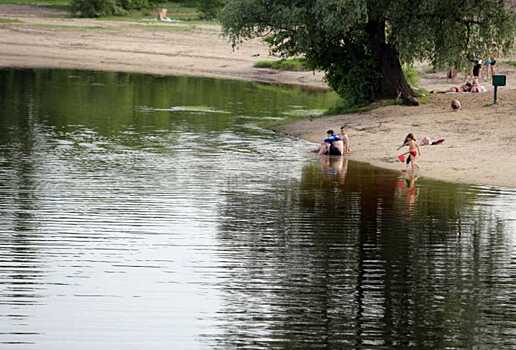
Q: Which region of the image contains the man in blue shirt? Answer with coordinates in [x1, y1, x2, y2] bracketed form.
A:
[322, 129, 343, 156]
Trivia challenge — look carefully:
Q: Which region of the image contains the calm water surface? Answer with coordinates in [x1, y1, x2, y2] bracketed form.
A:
[1, 69, 516, 349]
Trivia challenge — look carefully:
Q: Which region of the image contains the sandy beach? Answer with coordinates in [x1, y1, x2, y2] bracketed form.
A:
[0, 5, 325, 88]
[282, 90, 516, 188]
[1, 5, 516, 188]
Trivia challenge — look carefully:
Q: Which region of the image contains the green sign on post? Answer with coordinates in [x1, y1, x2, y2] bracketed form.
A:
[492, 74, 506, 104]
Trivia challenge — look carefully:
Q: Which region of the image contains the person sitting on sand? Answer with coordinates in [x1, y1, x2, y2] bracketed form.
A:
[339, 126, 352, 153]
[157, 8, 174, 22]
[317, 129, 343, 156]
[397, 133, 421, 171]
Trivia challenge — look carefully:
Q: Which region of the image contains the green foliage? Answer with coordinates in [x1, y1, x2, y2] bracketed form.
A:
[197, 0, 222, 19]
[163, 0, 199, 20]
[321, 38, 384, 105]
[506, 60, 516, 68]
[118, 0, 150, 10]
[221, 0, 516, 104]
[0, 0, 68, 6]
[0, 18, 22, 24]
[69, 0, 206, 19]
[325, 98, 397, 116]
[68, 0, 210, 21]
[402, 65, 420, 87]
[70, 0, 123, 17]
[70, 0, 166, 17]
[254, 58, 308, 71]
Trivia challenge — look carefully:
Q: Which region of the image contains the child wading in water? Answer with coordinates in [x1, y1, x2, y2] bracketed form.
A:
[397, 133, 421, 171]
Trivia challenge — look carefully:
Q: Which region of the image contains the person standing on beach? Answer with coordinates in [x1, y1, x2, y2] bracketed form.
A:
[398, 133, 421, 171]
[483, 44, 498, 80]
[472, 59, 482, 83]
[484, 56, 497, 79]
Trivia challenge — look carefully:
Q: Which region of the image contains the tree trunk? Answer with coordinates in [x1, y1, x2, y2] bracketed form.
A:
[366, 19, 419, 106]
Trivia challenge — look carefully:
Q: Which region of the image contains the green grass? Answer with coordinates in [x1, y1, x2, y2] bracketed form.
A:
[30, 23, 109, 30]
[130, 22, 196, 31]
[414, 88, 429, 104]
[0, 18, 21, 23]
[324, 89, 429, 116]
[505, 60, 516, 68]
[0, 0, 69, 7]
[403, 64, 420, 87]
[254, 58, 309, 72]
[324, 99, 398, 116]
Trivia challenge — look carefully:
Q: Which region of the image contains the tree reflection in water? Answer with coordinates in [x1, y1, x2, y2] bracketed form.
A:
[0, 70, 45, 344]
[213, 160, 516, 349]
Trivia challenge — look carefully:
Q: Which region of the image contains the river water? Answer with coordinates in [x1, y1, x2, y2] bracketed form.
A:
[1, 69, 516, 349]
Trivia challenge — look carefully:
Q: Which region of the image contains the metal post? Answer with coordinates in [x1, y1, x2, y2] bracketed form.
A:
[492, 75, 506, 104]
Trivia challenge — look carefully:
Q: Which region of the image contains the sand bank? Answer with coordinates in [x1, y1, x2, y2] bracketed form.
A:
[281, 90, 516, 188]
[0, 5, 325, 88]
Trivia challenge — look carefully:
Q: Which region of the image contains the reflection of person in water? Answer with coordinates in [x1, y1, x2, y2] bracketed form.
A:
[319, 155, 348, 185]
[396, 173, 419, 216]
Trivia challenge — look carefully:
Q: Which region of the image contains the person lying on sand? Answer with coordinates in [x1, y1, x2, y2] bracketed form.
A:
[431, 80, 486, 94]
[419, 135, 445, 146]
[430, 81, 471, 93]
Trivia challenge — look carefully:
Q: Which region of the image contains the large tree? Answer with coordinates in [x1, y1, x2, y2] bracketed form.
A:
[221, 0, 515, 105]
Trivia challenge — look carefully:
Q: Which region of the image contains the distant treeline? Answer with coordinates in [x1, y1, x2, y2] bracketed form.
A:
[70, 0, 223, 19]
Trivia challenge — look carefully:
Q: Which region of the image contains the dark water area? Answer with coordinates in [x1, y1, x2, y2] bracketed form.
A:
[1, 69, 516, 349]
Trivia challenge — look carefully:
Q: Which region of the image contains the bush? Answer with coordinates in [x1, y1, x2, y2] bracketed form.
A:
[322, 53, 383, 106]
[70, 0, 125, 17]
[118, 0, 149, 10]
[197, 0, 223, 20]
[70, 0, 159, 17]
[402, 64, 420, 87]
[254, 58, 308, 71]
